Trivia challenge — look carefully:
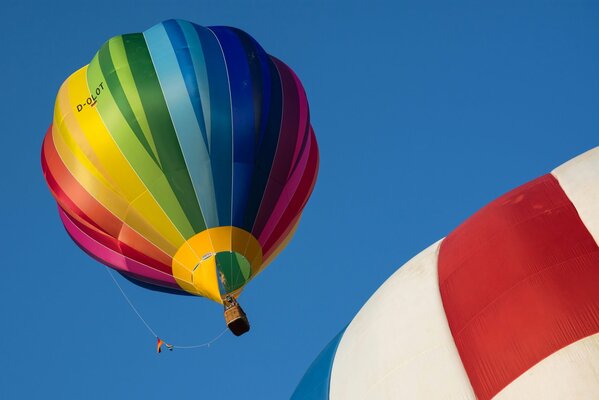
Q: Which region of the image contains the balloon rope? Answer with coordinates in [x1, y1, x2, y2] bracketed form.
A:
[172, 328, 229, 349]
[104, 267, 228, 350]
[105, 267, 158, 337]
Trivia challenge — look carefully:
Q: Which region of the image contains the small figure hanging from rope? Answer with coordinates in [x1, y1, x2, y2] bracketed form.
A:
[156, 337, 174, 353]
[104, 267, 229, 353]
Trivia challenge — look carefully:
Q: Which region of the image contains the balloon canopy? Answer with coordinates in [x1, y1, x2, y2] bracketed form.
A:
[293, 147, 599, 400]
[42, 19, 318, 304]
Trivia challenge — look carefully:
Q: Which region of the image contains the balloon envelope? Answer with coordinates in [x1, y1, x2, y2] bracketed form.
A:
[42, 19, 318, 303]
[293, 148, 599, 400]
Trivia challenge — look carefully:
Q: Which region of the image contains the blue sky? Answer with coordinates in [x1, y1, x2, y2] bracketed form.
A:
[2, 0, 598, 398]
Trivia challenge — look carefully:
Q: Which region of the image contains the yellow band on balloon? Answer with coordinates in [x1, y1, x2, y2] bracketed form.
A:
[171, 227, 263, 303]
[54, 66, 188, 254]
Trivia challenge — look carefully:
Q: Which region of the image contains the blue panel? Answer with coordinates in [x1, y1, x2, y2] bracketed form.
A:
[198, 26, 233, 226]
[235, 28, 272, 150]
[144, 22, 217, 229]
[241, 59, 282, 232]
[164, 20, 209, 146]
[210, 26, 256, 227]
[291, 328, 346, 400]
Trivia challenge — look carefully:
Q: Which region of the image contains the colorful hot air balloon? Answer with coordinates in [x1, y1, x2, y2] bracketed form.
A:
[293, 148, 599, 399]
[41, 19, 318, 335]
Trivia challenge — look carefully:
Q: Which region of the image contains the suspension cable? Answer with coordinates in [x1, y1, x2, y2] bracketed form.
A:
[105, 267, 228, 350]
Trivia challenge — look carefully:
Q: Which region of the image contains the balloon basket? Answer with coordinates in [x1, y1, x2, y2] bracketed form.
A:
[224, 297, 250, 336]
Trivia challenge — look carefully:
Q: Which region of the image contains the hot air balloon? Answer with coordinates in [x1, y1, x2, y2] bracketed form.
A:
[41, 19, 318, 336]
[293, 148, 599, 399]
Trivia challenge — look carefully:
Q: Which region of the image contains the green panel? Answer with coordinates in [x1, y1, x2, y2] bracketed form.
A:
[87, 38, 196, 239]
[108, 36, 161, 165]
[216, 251, 251, 293]
[122, 33, 207, 233]
[97, 36, 160, 166]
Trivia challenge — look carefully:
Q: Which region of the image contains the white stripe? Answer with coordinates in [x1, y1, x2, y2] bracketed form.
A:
[552, 147, 599, 247]
[329, 241, 475, 400]
[493, 332, 599, 399]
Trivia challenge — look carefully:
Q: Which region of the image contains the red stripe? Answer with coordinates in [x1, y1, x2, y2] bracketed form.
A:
[42, 127, 173, 276]
[42, 130, 122, 236]
[262, 131, 319, 256]
[438, 174, 599, 399]
[252, 58, 304, 238]
[61, 210, 180, 290]
[42, 131, 106, 233]
[64, 207, 172, 275]
[59, 204, 122, 253]
[117, 225, 172, 274]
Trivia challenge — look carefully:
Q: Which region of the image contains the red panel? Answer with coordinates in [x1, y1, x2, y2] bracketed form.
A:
[64, 207, 172, 275]
[438, 174, 599, 400]
[42, 132, 106, 233]
[42, 127, 172, 276]
[252, 57, 304, 238]
[118, 225, 172, 274]
[58, 204, 122, 254]
[42, 131, 121, 236]
[263, 132, 319, 256]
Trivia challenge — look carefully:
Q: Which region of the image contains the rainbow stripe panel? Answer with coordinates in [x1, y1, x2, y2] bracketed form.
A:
[293, 147, 599, 400]
[41, 19, 318, 302]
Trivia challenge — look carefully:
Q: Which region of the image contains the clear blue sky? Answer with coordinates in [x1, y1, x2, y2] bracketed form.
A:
[2, 1, 598, 398]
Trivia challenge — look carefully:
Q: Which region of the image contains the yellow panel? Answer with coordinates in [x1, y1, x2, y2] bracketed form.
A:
[52, 129, 177, 255]
[172, 246, 202, 296]
[172, 227, 263, 303]
[206, 226, 232, 251]
[53, 66, 186, 254]
[66, 68, 188, 246]
[54, 79, 118, 193]
[193, 257, 221, 302]
[52, 129, 126, 215]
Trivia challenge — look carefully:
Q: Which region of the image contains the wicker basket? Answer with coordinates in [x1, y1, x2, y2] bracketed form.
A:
[224, 304, 250, 336]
